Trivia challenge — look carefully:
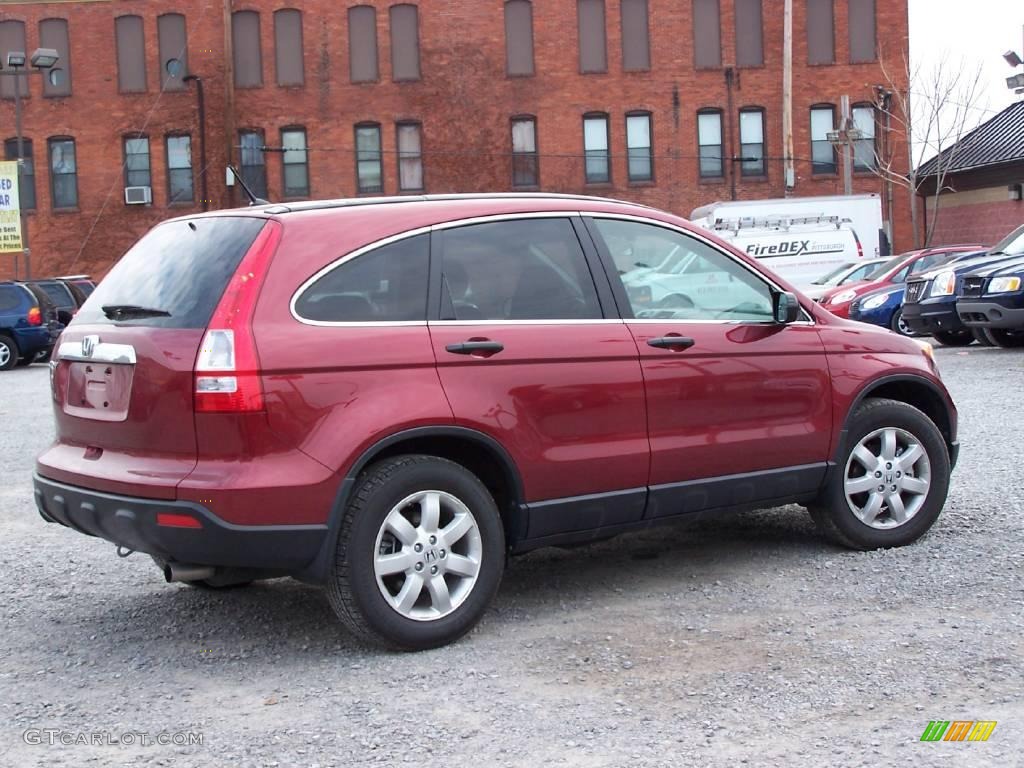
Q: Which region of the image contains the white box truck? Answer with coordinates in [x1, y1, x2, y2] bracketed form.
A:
[690, 194, 887, 288]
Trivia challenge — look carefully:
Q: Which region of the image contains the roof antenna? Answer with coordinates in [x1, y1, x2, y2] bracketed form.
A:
[227, 164, 270, 206]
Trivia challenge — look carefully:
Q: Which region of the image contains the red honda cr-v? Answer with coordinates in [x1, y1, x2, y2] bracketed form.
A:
[34, 195, 958, 650]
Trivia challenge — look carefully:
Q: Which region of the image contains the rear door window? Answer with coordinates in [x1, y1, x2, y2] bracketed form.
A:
[438, 218, 602, 321]
[74, 217, 267, 329]
[293, 234, 430, 323]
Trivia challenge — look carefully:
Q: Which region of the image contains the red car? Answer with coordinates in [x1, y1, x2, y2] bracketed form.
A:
[818, 246, 982, 318]
[34, 195, 958, 650]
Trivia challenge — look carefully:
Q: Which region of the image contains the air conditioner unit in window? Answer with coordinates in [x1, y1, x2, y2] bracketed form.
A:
[124, 186, 152, 205]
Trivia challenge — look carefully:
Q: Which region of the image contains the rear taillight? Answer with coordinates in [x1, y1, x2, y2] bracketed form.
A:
[853, 230, 864, 261]
[194, 220, 282, 413]
[27, 307, 42, 326]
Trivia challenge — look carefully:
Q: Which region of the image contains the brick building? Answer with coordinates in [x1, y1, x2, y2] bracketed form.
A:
[918, 100, 1024, 248]
[0, 0, 911, 279]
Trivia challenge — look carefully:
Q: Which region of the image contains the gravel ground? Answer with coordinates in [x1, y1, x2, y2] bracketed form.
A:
[1, 346, 1021, 767]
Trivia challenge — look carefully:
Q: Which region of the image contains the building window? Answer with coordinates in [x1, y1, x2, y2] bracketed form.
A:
[282, 128, 310, 197]
[390, 4, 420, 81]
[166, 135, 193, 203]
[397, 122, 423, 192]
[734, 0, 763, 67]
[810, 105, 837, 174]
[738, 108, 766, 176]
[504, 0, 534, 76]
[39, 19, 72, 96]
[3, 138, 35, 210]
[349, 6, 379, 83]
[355, 124, 383, 193]
[583, 114, 610, 184]
[0, 21, 28, 99]
[123, 135, 151, 188]
[232, 11, 263, 88]
[806, 0, 834, 65]
[852, 104, 876, 170]
[626, 112, 653, 182]
[239, 131, 267, 199]
[274, 9, 304, 86]
[692, 0, 721, 69]
[620, 0, 650, 71]
[48, 137, 78, 209]
[157, 13, 188, 91]
[115, 16, 147, 93]
[511, 117, 538, 188]
[848, 0, 876, 63]
[697, 110, 724, 178]
[577, 0, 607, 74]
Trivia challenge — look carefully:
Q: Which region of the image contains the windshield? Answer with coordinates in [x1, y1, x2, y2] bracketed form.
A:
[990, 224, 1024, 257]
[868, 254, 910, 278]
[812, 262, 857, 286]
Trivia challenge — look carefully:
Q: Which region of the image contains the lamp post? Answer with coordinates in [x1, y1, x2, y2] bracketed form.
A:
[1, 48, 60, 280]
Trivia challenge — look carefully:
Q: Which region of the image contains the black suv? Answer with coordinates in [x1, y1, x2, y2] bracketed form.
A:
[22, 279, 87, 326]
[956, 256, 1024, 348]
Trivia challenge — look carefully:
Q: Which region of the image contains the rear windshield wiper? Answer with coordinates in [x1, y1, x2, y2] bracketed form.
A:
[101, 304, 172, 320]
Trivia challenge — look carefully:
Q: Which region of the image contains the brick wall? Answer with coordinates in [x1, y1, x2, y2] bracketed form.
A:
[0, 0, 911, 280]
[926, 186, 1024, 247]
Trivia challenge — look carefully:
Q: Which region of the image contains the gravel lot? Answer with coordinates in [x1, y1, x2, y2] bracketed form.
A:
[1, 346, 1021, 767]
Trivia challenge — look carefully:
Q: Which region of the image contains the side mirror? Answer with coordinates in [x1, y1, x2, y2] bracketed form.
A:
[773, 291, 801, 324]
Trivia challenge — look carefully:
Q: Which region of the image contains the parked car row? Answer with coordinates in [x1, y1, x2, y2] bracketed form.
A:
[812, 224, 1024, 348]
[0, 275, 95, 371]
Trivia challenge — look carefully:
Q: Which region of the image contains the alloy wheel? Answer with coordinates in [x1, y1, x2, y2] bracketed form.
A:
[0, 341, 10, 368]
[373, 490, 483, 621]
[844, 427, 932, 529]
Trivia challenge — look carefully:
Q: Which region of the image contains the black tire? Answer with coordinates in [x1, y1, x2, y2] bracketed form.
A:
[809, 398, 950, 550]
[987, 329, 1024, 348]
[932, 330, 974, 347]
[0, 334, 18, 371]
[890, 308, 915, 336]
[972, 328, 996, 346]
[327, 455, 505, 651]
[15, 356, 34, 367]
[36, 348, 52, 363]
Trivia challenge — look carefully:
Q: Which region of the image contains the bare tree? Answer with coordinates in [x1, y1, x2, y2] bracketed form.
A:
[870, 52, 986, 248]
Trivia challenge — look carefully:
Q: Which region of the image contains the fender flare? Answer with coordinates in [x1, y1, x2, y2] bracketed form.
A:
[294, 425, 525, 584]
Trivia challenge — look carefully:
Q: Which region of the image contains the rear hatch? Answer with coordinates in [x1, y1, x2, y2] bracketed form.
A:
[38, 215, 269, 499]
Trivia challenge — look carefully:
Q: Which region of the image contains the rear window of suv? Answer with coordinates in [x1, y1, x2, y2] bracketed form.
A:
[75, 217, 267, 329]
[0, 285, 23, 313]
[37, 282, 75, 308]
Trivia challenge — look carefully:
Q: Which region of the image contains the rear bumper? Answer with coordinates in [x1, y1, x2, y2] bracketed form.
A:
[957, 300, 1024, 329]
[901, 301, 963, 335]
[33, 474, 326, 573]
[12, 326, 56, 356]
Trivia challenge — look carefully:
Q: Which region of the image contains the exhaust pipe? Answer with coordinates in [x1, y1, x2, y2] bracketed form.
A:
[163, 563, 216, 583]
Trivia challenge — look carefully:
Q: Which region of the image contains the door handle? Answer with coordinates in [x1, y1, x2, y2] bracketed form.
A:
[445, 341, 505, 356]
[647, 336, 696, 350]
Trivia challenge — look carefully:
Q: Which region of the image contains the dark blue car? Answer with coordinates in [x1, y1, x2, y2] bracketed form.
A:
[903, 225, 1024, 346]
[0, 282, 63, 371]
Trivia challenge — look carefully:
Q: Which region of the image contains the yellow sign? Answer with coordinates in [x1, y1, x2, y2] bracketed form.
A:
[0, 160, 23, 253]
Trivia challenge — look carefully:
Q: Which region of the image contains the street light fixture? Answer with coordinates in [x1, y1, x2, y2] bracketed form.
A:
[29, 48, 60, 69]
[0, 47, 60, 280]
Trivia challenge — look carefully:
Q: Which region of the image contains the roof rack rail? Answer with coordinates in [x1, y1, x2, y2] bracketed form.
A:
[255, 191, 660, 216]
[710, 214, 849, 232]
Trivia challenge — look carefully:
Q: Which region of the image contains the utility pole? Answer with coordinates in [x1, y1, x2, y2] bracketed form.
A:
[827, 95, 864, 197]
[782, 0, 795, 191]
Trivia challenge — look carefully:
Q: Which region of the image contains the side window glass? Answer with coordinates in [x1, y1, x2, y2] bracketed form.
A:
[439, 218, 602, 321]
[593, 218, 775, 322]
[0, 286, 20, 313]
[295, 233, 429, 322]
[892, 265, 910, 283]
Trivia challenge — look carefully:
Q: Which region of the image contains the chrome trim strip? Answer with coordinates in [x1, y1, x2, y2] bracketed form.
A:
[57, 340, 137, 364]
